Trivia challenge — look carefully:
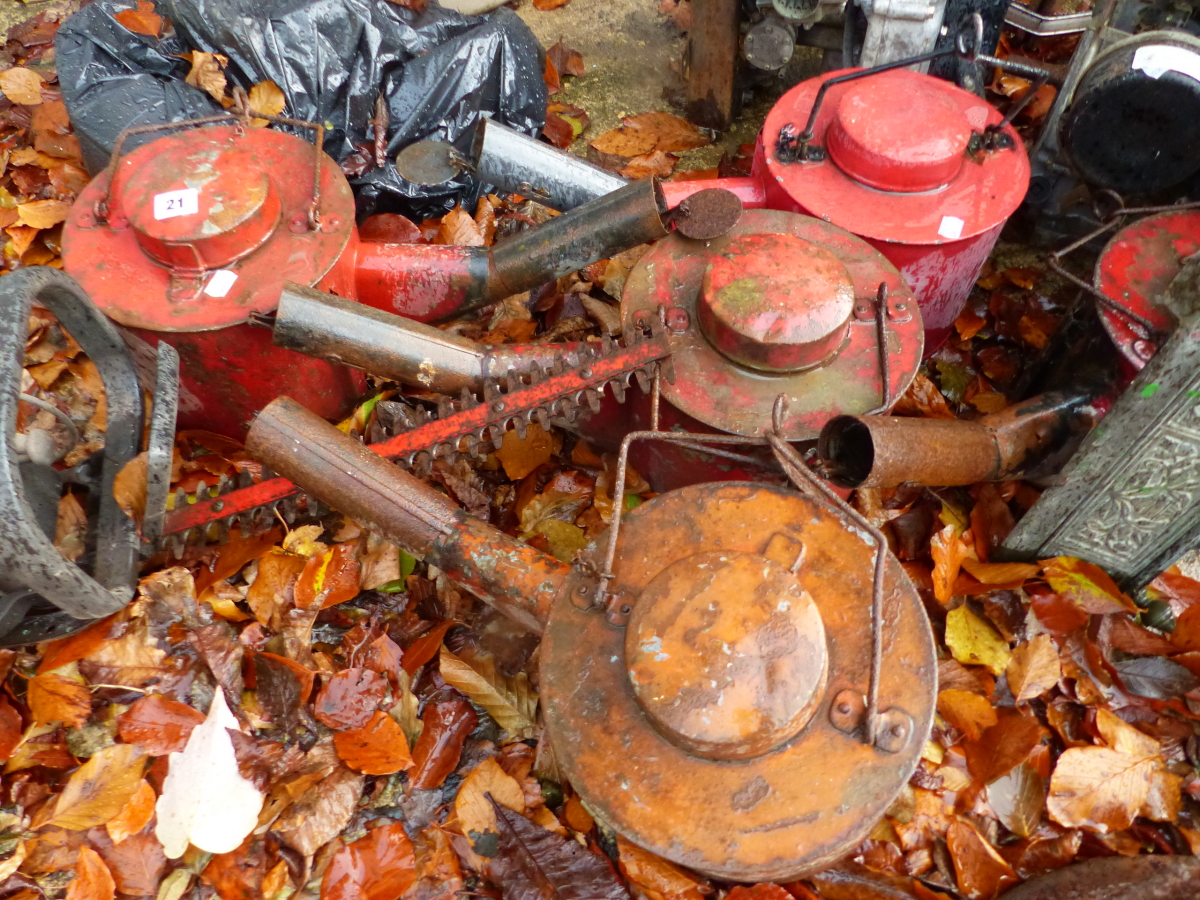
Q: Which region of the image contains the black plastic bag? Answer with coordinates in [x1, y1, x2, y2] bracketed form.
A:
[55, 0, 546, 218]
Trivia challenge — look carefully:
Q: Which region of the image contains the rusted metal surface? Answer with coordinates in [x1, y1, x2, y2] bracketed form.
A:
[757, 67, 1029, 352]
[246, 398, 564, 632]
[818, 391, 1103, 488]
[159, 320, 672, 549]
[620, 209, 923, 440]
[686, 0, 741, 129]
[1000, 856, 1200, 900]
[671, 188, 744, 240]
[542, 480, 936, 881]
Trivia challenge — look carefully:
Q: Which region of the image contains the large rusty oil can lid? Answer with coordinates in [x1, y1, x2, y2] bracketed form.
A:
[620, 209, 924, 439]
[61, 124, 356, 332]
[760, 69, 1029, 246]
[541, 480, 936, 882]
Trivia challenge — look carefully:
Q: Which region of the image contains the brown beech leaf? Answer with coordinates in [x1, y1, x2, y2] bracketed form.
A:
[105, 780, 156, 846]
[1005, 633, 1061, 703]
[931, 525, 971, 604]
[622, 111, 711, 152]
[321, 821, 416, 900]
[18, 199, 72, 230]
[89, 827, 168, 897]
[433, 206, 484, 247]
[490, 798, 631, 900]
[1170, 603, 1200, 652]
[409, 697, 477, 790]
[1012, 830, 1082, 879]
[313, 668, 387, 730]
[496, 424, 554, 480]
[964, 709, 1043, 784]
[114, 0, 164, 37]
[185, 51, 228, 103]
[937, 689, 997, 741]
[439, 647, 537, 736]
[202, 834, 269, 900]
[456, 757, 525, 844]
[66, 845, 114, 900]
[533, 0, 572, 10]
[295, 542, 361, 611]
[38, 615, 117, 674]
[49, 744, 147, 830]
[1107, 616, 1176, 656]
[1042, 556, 1138, 613]
[333, 711, 413, 775]
[946, 820, 1017, 900]
[117, 695, 204, 755]
[619, 150, 677, 180]
[617, 835, 707, 899]
[0, 697, 21, 760]
[546, 40, 585, 77]
[590, 127, 656, 160]
[27, 672, 91, 728]
[402, 620, 452, 676]
[893, 372, 955, 418]
[247, 80, 285, 124]
[245, 550, 307, 630]
[945, 605, 1011, 676]
[1111, 655, 1200, 699]
[1046, 745, 1160, 833]
[359, 213, 423, 243]
[987, 762, 1044, 837]
[273, 765, 363, 857]
[0, 67, 45, 105]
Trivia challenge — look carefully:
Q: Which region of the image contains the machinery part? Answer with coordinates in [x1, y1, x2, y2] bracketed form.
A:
[857, 0, 948, 72]
[244, 392, 935, 882]
[1060, 31, 1200, 197]
[687, 0, 742, 129]
[744, 12, 798, 71]
[394, 140, 470, 187]
[472, 119, 626, 212]
[63, 114, 682, 438]
[761, 36, 1033, 351]
[998, 855, 1200, 900]
[618, 209, 923, 440]
[1003, 303, 1200, 589]
[671, 187, 745, 240]
[818, 391, 1104, 488]
[141, 342, 180, 554]
[1004, 4, 1091, 35]
[157, 318, 673, 551]
[0, 268, 175, 643]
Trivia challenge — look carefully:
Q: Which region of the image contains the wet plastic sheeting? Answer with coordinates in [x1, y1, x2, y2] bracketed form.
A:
[55, 0, 546, 218]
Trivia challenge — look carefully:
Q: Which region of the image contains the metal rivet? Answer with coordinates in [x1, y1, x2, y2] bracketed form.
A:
[580, 368, 593, 378]
[492, 401, 506, 412]
[212, 500, 225, 512]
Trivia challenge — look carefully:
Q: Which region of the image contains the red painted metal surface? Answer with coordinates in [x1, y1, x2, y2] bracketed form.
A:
[1095, 209, 1200, 371]
[755, 69, 1028, 353]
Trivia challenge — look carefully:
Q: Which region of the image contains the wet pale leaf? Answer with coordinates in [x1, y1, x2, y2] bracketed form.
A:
[0, 67, 44, 105]
[184, 51, 228, 103]
[439, 647, 537, 736]
[27, 672, 90, 728]
[456, 757, 525, 842]
[945, 605, 1011, 676]
[1006, 633, 1061, 703]
[622, 111, 711, 152]
[936, 689, 997, 741]
[987, 762, 1044, 837]
[1043, 556, 1138, 613]
[50, 743, 147, 830]
[495, 423, 554, 480]
[590, 127, 656, 159]
[434, 206, 484, 247]
[247, 80, 285, 124]
[1046, 746, 1158, 833]
[273, 765, 362, 857]
[155, 690, 263, 857]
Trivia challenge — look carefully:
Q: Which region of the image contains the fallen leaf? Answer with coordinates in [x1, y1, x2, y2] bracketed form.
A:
[1043, 556, 1138, 614]
[617, 835, 708, 900]
[619, 150, 676, 179]
[0, 67, 45, 106]
[987, 762, 1044, 837]
[439, 647, 537, 736]
[1107, 616, 1175, 656]
[184, 51, 228, 104]
[90, 827, 169, 898]
[201, 835, 268, 900]
[937, 689, 997, 741]
[245, 550, 307, 630]
[1112, 655, 1200, 699]
[490, 798, 631, 899]
[105, 780, 156, 845]
[359, 213, 423, 243]
[273, 765, 362, 857]
[1005, 633, 1061, 703]
[590, 127, 657, 159]
[49, 743, 147, 831]
[333, 711, 413, 775]
[321, 821, 416, 900]
[434, 206, 484, 247]
[55, 491, 88, 562]
[401, 620, 453, 676]
[893, 372, 955, 418]
[295, 542, 361, 611]
[247, 80, 285, 125]
[27, 672, 91, 728]
[117, 695, 205, 756]
[623, 110, 711, 152]
[1170, 603, 1200, 652]
[960, 558, 1039, 585]
[1046, 745, 1159, 833]
[313, 668, 387, 730]
[17, 199, 71, 230]
[547, 40, 585, 76]
[112, 453, 147, 530]
[66, 845, 115, 900]
[39, 616, 118, 674]
[931, 525, 972, 604]
[964, 709, 1043, 784]
[113, 0, 164, 37]
[945, 820, 1017, 900]
[409, 697, 477, 790]
[456, 757, 526, 843]
[496, 423, 554, 480]
[0, 697, 21, 760]
[533, 0, 572, 9]
[945, 605, 1011, 676]
[155, 689, 263, 857]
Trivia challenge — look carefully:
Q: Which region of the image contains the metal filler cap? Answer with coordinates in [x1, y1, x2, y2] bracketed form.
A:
[621, 209, 924, 439]
[542, 481, 936, 881]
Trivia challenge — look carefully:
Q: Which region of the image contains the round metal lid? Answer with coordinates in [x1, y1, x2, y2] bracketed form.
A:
[62, 125, 356, 332]
[1096, 209, 1200, 370]
[620, 209, 923, 439]
[395, 140, 465, 187]
[760, 69, 1029, 245]
[541, 481, 936, 881]
[699, 233, 854, 372]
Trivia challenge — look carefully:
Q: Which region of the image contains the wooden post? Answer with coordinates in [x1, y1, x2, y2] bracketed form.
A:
[686, 0, 740, 130]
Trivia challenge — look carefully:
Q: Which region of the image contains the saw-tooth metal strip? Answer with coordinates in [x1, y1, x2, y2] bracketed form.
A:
[159, 323, 673, 546]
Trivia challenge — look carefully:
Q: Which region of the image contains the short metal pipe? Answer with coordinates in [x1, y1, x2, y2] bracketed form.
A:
[818, 391, 1101, 488]
[274, 284, 591, 392]
[472, 119, 628, 211]
[246, 397, 566, 632]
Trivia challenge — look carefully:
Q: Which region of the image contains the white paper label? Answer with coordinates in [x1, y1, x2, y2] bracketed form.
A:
[1132, 44, 1200, 84]
[203, 270, 238, 298]
[937, 215, 965, 240]
[153, 188, 199, 220]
